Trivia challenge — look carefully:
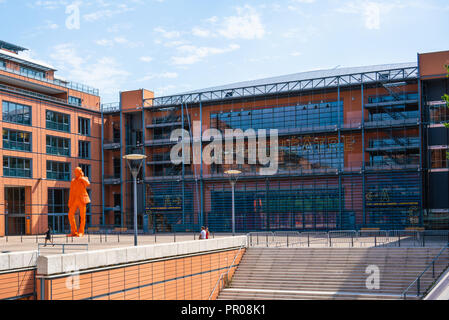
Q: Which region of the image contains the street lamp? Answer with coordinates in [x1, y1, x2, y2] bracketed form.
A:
[224, 169, 242, 236]
[123, 154, 147, 246]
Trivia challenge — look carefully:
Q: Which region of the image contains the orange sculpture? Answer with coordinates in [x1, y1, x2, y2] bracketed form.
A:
[68, 167, 91, 237]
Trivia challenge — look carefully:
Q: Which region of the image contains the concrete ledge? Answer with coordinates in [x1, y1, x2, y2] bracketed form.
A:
[0, 251, 38, 272]
[37, 236, 247, 276]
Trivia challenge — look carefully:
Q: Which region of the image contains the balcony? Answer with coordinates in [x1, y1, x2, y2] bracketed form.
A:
[146, 115, 187, 129]
[366, 138, 420, 152]
[104, 175, 121, 185]
[147, 154, 173, 165]
[103, 140, 121, 150]
[365, 117, 419, 129]
[104, 206, 121, 212]
[365, 160, 420, 171]
[144, 137, 177, 147]
[0, 63, 99, 96]
[365, 93, 419, 108]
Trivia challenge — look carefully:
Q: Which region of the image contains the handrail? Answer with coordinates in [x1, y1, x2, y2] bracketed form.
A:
[401, 244, 449, 299]
[209, 244, 245, 300]
[37, 243, 89, 255]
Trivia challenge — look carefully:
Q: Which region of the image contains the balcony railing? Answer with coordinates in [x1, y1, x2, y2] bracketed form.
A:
[3, 168, 32, 178]
[0, 64, 99, 96]
[104, 175, 121, 185]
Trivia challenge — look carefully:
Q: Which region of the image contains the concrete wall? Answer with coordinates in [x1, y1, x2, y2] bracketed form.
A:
[35, 236, 247, 300]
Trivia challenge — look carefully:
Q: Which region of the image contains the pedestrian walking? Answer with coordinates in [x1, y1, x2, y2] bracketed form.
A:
[199, 226, 207, 240]
[44, 228, 54, 247]
[206, 227, 210, 239]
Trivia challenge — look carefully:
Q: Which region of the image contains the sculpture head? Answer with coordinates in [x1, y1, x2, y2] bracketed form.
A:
[74, 167, 84, 178]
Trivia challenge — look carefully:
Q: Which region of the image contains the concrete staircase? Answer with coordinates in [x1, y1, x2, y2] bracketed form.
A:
[218, 247, 446, 300]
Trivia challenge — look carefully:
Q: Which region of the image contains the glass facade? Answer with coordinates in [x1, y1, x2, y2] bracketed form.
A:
[46, 110, 70, 132]
[2, 101, 31, 125]
[2, 129, 31, 152]
[69, 96, 82, 107]
[46, 135, 70, 157]
[46, 161, 71, 181]
[3, 156, 32, 178]
[20, 66, 45, 79]
[211, 101, 343, 131]
[48, 188, 70, 234]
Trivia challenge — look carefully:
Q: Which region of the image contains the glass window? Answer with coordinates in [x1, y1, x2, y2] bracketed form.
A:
[69, 96, 82, 107]
[3, 157, 32, 178]
[78, 117, 90, 136]
[20, 66, 45, 79]
[47, 161, 71, 181]
[2, 101, 32, 125]
[46, 135, 70, 156]
[79, 141, 91, 159]
[46, 110, 70, 133]
[3, 129, 32, 152]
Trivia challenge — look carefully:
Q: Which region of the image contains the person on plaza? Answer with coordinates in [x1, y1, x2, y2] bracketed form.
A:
[44, 228, 54, 247]
[206, 227, 210, 239]
[199, 226, 207, 240]
[68, 167, 91, 237]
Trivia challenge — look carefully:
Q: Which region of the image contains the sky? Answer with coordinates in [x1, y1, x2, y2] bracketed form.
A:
[1, 0, 448, 103]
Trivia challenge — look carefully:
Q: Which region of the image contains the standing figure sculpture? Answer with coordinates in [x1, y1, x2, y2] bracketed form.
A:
[68, 167, 91, 237]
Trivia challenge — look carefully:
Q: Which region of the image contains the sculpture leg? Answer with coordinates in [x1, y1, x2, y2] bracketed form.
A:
[68, 206, 79, 237]
[78, 203, 87, 236]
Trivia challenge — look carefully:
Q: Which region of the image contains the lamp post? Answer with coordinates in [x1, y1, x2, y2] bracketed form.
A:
[224, 169, 242, 236]
[123, 154, 147, 246]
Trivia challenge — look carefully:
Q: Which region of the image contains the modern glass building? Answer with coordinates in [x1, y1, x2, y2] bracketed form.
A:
[101, 50, 449, 233]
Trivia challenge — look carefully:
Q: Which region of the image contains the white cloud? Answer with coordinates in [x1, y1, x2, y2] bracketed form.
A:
[49, 43, 130, 96]
[137, 72, 178, 82]
[218, 5, 265, 40]
[191, 27, 213, 38]
[336, 1, 415, 30]
[95, 36, 143, 48]
[171, 44, 240, 65]
[140, 56, 153, 63]
[154, 27, 182, 39]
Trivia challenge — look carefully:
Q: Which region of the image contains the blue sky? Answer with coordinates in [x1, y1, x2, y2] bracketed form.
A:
[1, 0, 448, 103]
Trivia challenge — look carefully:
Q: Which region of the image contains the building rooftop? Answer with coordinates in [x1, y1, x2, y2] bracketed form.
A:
[0, 40, 28, 54]
[147, 62, 418, 108]
[177, 62, 418, 96]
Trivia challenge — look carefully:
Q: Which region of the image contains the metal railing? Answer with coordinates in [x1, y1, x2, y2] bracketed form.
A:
[209, 244, 245, 300]
[401, 244, 449, 299]
[246, 230, 449, 248]
[0, 64, 99, 96]
[37, 243, 89, 255]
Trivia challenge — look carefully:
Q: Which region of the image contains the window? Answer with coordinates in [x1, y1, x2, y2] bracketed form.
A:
[3, 157, 32, 178]
[46, 110, 70, 132]
[79, 163, 91, 180]
[0, 60, 5, 69]
[20, 66, 45, 79]
[46, 135, 70, 157]
[78, 117, 90, 136]
[69, 96, 82, 107]
[79, 141, 91, 159]
[48, 189, 70, 214]
[47, 161, 71, 181]
[3, 129, 31, 152]
[2, 101, 31, 125]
